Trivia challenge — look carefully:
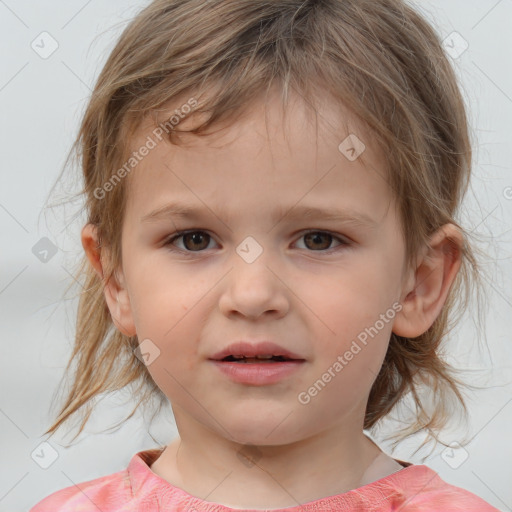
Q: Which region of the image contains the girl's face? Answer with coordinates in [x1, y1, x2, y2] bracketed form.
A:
[113, 90, 410, 445]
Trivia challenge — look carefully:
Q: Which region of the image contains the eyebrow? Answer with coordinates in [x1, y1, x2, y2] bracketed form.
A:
[140, 202, 378, 229]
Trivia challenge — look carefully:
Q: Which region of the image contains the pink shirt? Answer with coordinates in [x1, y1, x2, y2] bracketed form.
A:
[30, 448, 500, 511]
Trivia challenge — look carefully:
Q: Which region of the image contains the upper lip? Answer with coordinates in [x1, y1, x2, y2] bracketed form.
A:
[209, 341, 305, 361]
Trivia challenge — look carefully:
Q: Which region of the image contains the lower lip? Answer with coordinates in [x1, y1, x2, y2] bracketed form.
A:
[209, 360, 305, 385]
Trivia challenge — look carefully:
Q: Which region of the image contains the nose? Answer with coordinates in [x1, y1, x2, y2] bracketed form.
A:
[218, 246, 289, 320]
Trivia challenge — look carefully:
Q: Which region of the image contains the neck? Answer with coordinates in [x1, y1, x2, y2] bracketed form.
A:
[150, 416, 401, 509]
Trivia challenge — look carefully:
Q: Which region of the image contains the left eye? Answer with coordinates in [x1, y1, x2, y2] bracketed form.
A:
[164, 230, 349, 253]
[296, 231, 347, 251]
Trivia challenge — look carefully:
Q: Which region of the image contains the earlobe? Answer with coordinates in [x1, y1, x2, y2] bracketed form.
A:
[81, 223, 137, 337]
[103, 268, 137, 337]
[392, 224, 463, 338]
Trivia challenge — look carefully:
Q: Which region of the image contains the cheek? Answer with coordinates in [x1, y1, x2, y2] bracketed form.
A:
[125, 254, 234, 382]
[302, 259, 398, 333]
[128, 258, 208, 337]
[299, 261, 397, 388]
[136, 307, 204, 407]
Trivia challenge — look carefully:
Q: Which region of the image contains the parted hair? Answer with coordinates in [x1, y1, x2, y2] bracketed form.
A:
[45, 0, 486, 454]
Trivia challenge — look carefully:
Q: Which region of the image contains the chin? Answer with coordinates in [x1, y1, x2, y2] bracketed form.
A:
[220, 417, 305, 448]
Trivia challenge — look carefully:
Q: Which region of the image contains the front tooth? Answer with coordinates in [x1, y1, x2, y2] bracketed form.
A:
[255, 354, 274, 359]
[232, 355, 245, 360]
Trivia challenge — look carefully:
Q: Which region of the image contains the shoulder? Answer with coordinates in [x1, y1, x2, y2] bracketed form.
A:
[29, 448, 165, 512]
[392, 465, 501, 511]
[29, 468, 130, 512]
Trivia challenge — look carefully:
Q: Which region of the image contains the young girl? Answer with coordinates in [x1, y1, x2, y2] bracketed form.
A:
[30, 0, 500, 510]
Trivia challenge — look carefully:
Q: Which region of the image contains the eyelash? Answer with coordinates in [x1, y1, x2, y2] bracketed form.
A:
[162, 229, 351, 255]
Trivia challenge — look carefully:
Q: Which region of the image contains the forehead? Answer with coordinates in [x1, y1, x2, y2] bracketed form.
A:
[121, 89, 393, 224]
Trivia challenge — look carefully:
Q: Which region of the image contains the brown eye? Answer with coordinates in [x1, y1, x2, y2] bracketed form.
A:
[166, 231, 214, 252]
[303, 232, 334, 251]
[182, 232, 210, 251]
[294, 230, 350, 253]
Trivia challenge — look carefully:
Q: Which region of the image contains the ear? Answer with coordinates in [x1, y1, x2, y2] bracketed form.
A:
[392, 223, 463, 338]
[81, 223, 137, 337]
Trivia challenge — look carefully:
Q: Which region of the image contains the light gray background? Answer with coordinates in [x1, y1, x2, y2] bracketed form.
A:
[0, 1, 511, 510]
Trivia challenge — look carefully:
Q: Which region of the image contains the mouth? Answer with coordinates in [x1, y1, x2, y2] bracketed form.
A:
[208, 341, 306, 384]
[209, 341, 305, 362]
[219, 355, 300, 363]
[210, 354, 305, 385]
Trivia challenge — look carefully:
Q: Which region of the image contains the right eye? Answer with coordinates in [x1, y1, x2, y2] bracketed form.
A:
[164, 230, 216, 253]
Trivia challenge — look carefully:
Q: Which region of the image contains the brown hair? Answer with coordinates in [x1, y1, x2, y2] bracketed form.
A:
[44, 0, 489, 456]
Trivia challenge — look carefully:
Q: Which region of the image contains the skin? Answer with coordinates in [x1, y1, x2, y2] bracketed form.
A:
[82, 88, 463, 509]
